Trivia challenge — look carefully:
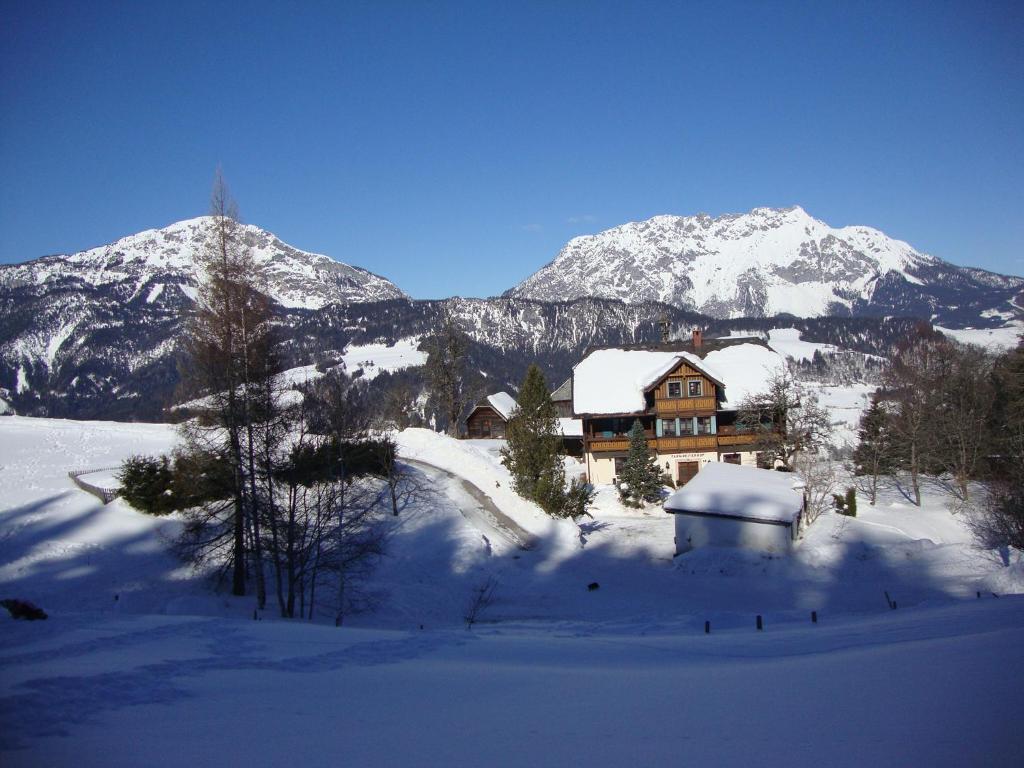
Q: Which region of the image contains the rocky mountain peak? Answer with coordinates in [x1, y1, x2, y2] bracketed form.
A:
[1, 216, 407, 310]
[507, 206, 1023, 327]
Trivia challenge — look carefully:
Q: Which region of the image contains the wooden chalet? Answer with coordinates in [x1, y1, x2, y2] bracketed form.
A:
[572, 330, 777, 485]
[464, 392, 518, 439]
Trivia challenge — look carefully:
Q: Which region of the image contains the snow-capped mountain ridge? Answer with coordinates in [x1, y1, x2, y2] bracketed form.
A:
[509, 206, 1023, 325]
[2, 216, 407, 310]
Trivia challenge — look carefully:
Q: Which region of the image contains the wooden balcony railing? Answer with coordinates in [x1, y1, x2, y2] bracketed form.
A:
[717, 433, 758, 446]
[655, 397, 716, 416]
[585, 420, 767, 454]
[653, 435, 717, 452]
[586, 438, 631, 452]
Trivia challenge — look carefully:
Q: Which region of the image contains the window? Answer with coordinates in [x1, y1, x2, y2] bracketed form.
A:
[679, 418, 694, 435]
[661, 418, 677, 437]
[613, 457, 626, 476]
[667, 380, 682, 398]
[696, 416, 713, 435]
[687, 379, 703, 397]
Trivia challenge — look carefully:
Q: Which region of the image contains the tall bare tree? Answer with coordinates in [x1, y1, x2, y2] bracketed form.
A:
[882, 328, 996, 504]
[929, 341, 995, 501]
[880, 328, 945, 506]
[180, 170, 278, 597]
[424, 302, 469, 436]
[737, 366, 832, 470]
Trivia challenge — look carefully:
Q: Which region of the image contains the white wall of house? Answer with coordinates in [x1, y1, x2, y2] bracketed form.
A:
[586, 449, 761, 484]
[672, 512, 796, 554]
[658, 451, 718, 480]
[585, 453, 622, 485]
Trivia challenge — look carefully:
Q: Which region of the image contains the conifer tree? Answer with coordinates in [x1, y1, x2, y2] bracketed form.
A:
[852, 399, 896, 505]
[616, 420, 664, 507]
[501, 365, 562, 503]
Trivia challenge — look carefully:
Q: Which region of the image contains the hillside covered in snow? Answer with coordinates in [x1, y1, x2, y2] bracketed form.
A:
[0, 416, 1022, 766]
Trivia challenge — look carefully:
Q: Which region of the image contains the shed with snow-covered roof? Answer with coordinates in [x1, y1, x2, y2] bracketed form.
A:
[664, 463, 806, 554]
[465, 392, 518, 439]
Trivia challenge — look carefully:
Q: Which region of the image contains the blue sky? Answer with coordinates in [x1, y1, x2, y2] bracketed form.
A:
[2, 1, 1021, 299]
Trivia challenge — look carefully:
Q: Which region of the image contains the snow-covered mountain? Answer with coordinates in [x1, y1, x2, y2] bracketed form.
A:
[508, 206, 1024, 327]
[1, 208, 1018, 421]
[0, 216, 407, 310]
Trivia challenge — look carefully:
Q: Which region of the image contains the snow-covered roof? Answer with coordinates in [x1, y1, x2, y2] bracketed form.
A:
[573, 349, 677, 414]
[486, 392, 518, 421]
[572, 348, 728, 415]
[697, 343, 785, 410]
[551, 378, 572, 402]
[664, 463, 805, 524]
[558, 417, 583, 437]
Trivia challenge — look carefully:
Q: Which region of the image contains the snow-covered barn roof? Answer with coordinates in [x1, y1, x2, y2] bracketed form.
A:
[485, 392, 518, 421]
[551, 378, 572, 403]
[571, 343, 784, 415]
[664, 463, 805, 524]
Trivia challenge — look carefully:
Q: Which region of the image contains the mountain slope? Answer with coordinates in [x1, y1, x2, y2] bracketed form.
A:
[507, 206, 1024, 328]
[0, 217, 407, 417]
[0, 216, 407, 311]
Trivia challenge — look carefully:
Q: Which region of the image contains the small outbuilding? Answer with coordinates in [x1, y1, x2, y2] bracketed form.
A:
[664, 462, 806, 554]
[465, 392, 518, 438]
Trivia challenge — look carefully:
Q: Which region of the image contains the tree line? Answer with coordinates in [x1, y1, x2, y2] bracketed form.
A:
[853, 325, 1024, 547]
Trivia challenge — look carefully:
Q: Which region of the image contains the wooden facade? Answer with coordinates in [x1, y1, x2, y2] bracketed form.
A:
[465, 406, 508, 439]
[551, 378, 574, 418]
[581, 357, 758, 458]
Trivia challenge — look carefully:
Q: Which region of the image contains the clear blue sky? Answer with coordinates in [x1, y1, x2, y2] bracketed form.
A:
[2, 1, 1021, 298]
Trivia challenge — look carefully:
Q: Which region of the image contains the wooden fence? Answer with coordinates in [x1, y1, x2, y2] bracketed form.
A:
[68, 466, 121, 505]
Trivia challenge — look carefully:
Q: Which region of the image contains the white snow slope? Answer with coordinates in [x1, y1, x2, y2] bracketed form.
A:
[1, 417, 1023, 766]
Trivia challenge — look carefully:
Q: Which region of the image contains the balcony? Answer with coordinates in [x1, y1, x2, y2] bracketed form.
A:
[586, 426, 655, 452]
[653, 435, 717, 452]
[715, 424, 758, 447]
[717, 432, 758, 447]
[585, 423, 765, 454]
[655, 396, 716, 416]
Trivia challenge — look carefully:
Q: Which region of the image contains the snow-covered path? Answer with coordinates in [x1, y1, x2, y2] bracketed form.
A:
[404, 457, 539, 550]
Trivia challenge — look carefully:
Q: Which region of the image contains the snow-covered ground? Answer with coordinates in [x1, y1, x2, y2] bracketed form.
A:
[2, 417, 1023, 766]
[766, 326, 838, 361]
[935, 322, 1023, 351]
[284, 337, 427, 385]
[341, 336, 426, 380]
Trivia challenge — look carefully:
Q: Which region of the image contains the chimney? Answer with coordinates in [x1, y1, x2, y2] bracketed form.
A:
[692, 328, 703, 351]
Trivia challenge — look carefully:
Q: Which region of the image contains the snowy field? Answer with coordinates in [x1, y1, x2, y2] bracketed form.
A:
[2, 417, 1023, 766]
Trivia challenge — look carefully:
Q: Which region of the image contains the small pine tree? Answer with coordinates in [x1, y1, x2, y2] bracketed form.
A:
[844, 486, 857, 517]
[560, 476, 596, 521]
[502, 365, 562, 502]
[616, 420, 664, 508]
[119, 455, 176, 515]
[852, 399, 897, 505]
